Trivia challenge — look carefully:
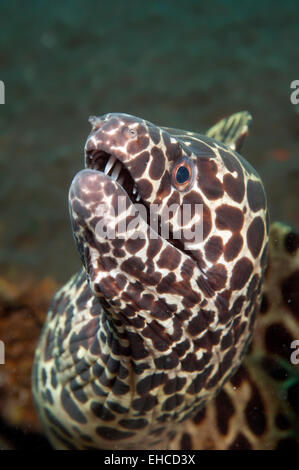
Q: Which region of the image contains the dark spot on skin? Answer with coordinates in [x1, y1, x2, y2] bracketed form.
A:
[260, 294, 269, 314]
[107, 401, 129, 414]
[260, 243, 268, 272]
[156, 413, 171, 423]
[136, 373, 166, 395]
[223, 173, 245, 203]
[96, 427, 134, 440]
[265, 323, 294, 360]
[204, 236, 223, 262]
[187, 368, 211, 395]
[229, 433, 252, 450]
[162, 394, 184, 411]
[91, 381, 108, 397]
[180, 433, 192, 450]
[163, 377, 187, 395]
[181, 352, 210, 372]
[196, 275, 215, 298]
[76, 288, 93, 312]
[230, 295, 246, 318]
[246, 274, 259, 302]
[150, 298, 173, 320]
[220, 150, 245, 203]
[197, 158, 224, 200]
[163, 133, 182, 162]
[146, 238, 162, 259]
[246, 179, 266, 212]
[151, 427, 166, 437]
[205, 366, 222, 389]
[219, 347, 236, 378]
[284, 231, 299, 255]
[187, 309, 214, 336]
[215, 204, 244, 232]
[155, 172, 172, 202]
[121, 256, 144, 276]
[262, 357, 288, 381]
[125, 237, 146, 254]
[281, 270, 299, 319]
[224, 233, 243, 261]
[157, 246, 181, 270]
[44, 408, 72, 437]
[44, 329, 54, 361]
[149, 146, 165, 180]
[206, 264, 227, 291]
[72, 199, 91, 220]
[231, 257, 253, 290]
[61, 388, 87, 424]
[130, 151, 150, 178]
[51, 367, 58, 389]
[154, 352, 179, 369]
[183, 191, 212, 240]
[229, 364, 247, 388]
[119, 418, 148, 430]
[42, 368, 47, 386]
[215, 289, 232, 324]
[126, 331, 149, 360]
[91, 402, 115, 421]
[247, 217, 265, 258]
[275, 414, 290, 430]
[148, 126, 161, 145]
[138, 293, 155, 310]
[193, 330, 219, 352]
[70, 381, 88, 404]
[41, 387, 53, 406]
[100, 256, 118, 271]
[215, 389, 234, 435]
[75, 359, 91, 383]
[143, 321, 171, 352]
[138, 178, 153, 199]
[287, 383, 299, 414]
[220, 331, 233, 350]
[245, 385, 266, 435]
[173, 338, 190, 357]
[192, 406, 206, 424]
[132, 395, 158, 412]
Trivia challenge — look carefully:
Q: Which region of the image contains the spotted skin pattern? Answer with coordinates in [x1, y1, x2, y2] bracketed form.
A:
[32, 113, 269, 449]
[171, 222, 299, 450]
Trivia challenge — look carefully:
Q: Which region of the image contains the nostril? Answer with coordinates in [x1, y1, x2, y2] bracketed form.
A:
[88, 115, 103, 130]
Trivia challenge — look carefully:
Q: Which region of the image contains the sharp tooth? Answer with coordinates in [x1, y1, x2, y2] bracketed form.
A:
[104, 155, 117, 175]
[136, 193, 141, 202]
[132, 184, 137, 195]
[111, 161, 122, 180]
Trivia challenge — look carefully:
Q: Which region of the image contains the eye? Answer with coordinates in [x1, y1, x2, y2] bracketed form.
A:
[172, 158, 194, 190]
[126, 127, 137, 138]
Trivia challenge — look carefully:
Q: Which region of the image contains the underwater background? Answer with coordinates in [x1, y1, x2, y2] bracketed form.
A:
[0, 0, 298, 449]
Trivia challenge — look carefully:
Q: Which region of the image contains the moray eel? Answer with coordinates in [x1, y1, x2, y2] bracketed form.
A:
[32, 112, 269, 450]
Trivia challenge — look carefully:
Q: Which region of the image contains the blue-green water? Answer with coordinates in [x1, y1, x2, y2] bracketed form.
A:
[1, 0, 299, 281]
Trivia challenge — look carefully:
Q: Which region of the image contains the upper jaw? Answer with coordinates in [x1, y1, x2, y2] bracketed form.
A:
[85, 146, 142, 204]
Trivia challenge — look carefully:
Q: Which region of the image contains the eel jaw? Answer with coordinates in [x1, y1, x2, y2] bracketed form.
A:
[86, 149, 142, 203]
[84, 148, 200, 265]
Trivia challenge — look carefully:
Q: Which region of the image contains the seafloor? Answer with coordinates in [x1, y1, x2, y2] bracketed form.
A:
[0, 0, 298, 450]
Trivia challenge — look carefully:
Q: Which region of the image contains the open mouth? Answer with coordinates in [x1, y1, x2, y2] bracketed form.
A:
[85, 149, 198, 264]
[86, 149, 142, 203]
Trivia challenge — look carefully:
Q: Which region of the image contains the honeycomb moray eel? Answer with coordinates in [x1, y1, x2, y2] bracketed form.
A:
[32, 112, 299, 450]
